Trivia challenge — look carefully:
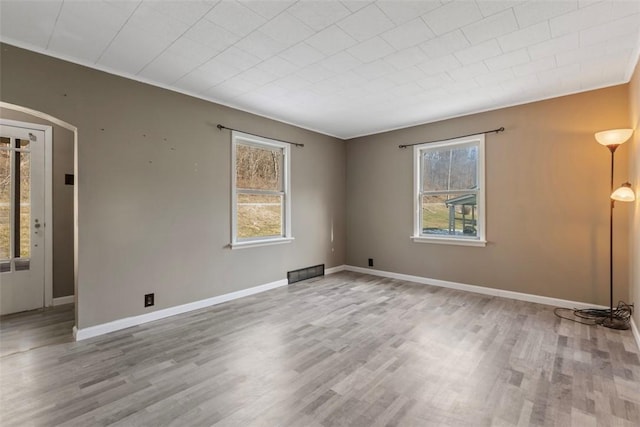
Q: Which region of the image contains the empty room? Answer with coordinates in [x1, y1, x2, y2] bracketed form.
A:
[1, 0, 639, 426]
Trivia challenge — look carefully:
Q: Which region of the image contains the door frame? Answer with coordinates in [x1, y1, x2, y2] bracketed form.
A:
[1, 118, 53, 307]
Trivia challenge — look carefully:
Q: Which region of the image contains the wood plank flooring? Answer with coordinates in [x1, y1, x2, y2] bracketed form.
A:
[1, 272, 639, 426]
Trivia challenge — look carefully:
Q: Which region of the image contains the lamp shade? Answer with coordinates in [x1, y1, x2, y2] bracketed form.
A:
[595, 129, 633, 146]
[611, 182, 635, 202]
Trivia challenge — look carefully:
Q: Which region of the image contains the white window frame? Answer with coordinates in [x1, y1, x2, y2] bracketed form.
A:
[411, 134, 486, 247]
[231, 131, 293, 249]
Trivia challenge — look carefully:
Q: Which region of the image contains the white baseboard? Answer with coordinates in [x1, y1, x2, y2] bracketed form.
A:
[52, 295, 74, 306]
[344, 265, 608, 310]
[325, 265, 346, 275]
[631, 317, 640, 352]
[74, 278, 288, 341]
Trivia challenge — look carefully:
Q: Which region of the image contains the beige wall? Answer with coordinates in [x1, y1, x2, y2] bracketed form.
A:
[0, 44, 346, 328]
[346, 86, 630, 306]
[629, 58, 640, 329]
[0, 107, 75, 298]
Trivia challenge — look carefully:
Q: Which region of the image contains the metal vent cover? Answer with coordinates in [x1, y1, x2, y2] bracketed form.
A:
[288, 264, 324, 284]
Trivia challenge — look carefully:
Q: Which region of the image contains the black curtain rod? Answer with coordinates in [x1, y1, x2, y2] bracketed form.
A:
[217, 124, 304, 147]
[398, 127, 505, 149]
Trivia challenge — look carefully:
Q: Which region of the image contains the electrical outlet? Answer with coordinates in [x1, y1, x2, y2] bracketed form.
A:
[144, 293, 154, 307]
[368, 258, 374, 267]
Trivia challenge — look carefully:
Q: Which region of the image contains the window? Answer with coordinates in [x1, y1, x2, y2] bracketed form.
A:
[231, 131, 292, 248]
[412, 134, 486, 247]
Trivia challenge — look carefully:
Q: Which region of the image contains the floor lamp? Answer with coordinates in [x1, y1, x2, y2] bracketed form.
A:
[595, 129, 635, 330]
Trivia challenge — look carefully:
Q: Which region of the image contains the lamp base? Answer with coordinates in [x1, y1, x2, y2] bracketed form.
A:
[601, 316, 630, 330]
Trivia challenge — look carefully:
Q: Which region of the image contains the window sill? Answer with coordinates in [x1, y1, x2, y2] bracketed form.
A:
[230, 237, 295, 250]
[411, 236, 487, 247]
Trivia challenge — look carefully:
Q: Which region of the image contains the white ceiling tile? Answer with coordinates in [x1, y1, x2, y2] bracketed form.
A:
[497, 21, 551, 52]
[447, 62, 490, 81]
[296, 63, 335, 83]
[143, 0, 216, 27]
[205, 1, 267, 37]
[475, 68, 515, 86]
[172, 67, 225, 93]
[512, 55, 556, 77]
[210, 75, 261, 99]
[500, 74, 539, 94]
[537, 62, 581, 83]
[239, 0, 294, 19]
[127, 3, 190, 40]
[255, 56, 298, 78]
[234, 31, 287, 61]
[422, 1, 483, 35]
[259, 12, 315, 46]
[416, 72, 453, 90]
[380, 18, 435, 50]
[165, 37, 214, 64]
[347, 37, 395, 63]
[528, 33, 579, 60]
[98, 26, 175, 74]
[48, 1, 128, 62]
[476, 1, 521, 18]
[337, 4, 395, 42]
[445, 79, 480, 94]
[273, 75, 310, 91]
[0, 0, 63, 48]
[341, 1, 370, 13]
[318, 51, 362, 73]
[580, 14, 640, 47]
[214, 46, 262, 71]
[513, 1, 578, 28]
[549, 1, 613, 37]
[417, 54, 462, 75]
[279, 43, 324, 67]
[288, 1, 351, 31]
[384, 47, 428, 70]
[137, 50, 201, 84]
[183, 20, 242, 54]
[556, 42, 607, 67]
[419, 30, 470, 59]
[375, 0, 442, 25]
[104, 1, 141, 16]
[610, 0, 640, 19]
[461, 9, 519, 45]
[306, 25, 358, 56]
[352, 59, 396, 80]
[364, 76, 398, 92]
[236, 67, 279, 86]
[484, 48, 530, 71]
[386, 66, 426, 84]
[454, 39, 503, 65]
[197, 56, 243, 83]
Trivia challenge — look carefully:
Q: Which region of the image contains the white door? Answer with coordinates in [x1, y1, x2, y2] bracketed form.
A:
[0, 123, 45, 315]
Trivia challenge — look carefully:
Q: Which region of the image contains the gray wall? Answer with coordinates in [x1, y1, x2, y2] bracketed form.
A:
[346, 85, 631, 307]
[0, 44, 346, 328]
[0, 108, 75, 298]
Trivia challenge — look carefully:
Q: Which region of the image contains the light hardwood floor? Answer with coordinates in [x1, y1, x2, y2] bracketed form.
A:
[1, 272, 639, 426]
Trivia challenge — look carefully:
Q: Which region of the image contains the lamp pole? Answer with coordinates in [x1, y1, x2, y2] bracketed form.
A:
[606, 145, 618, 328]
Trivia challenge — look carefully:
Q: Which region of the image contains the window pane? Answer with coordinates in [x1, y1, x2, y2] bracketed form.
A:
[0, 137, 9, 148]
[19, 151, 30, 258]
[237, 193, 282, 239]
[17, 138, 30, 149]
[422, 145, 478, 191]
[422, 193, 478, 237]
[0, 149, 9, 260]
[236, 144, 283, 191]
